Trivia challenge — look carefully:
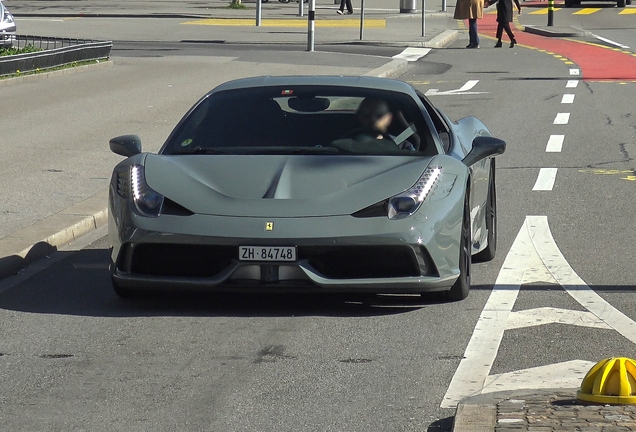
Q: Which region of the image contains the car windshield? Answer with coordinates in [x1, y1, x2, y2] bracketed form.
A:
[161, 86, 437, 156]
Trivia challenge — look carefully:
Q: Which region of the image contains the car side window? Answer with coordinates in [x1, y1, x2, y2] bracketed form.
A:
[416, 91, 452, 154]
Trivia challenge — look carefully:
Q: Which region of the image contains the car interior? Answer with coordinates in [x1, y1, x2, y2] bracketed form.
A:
[165, 87, 439, 157]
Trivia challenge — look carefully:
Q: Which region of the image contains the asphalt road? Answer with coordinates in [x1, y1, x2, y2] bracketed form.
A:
[2, 9, 636, 432]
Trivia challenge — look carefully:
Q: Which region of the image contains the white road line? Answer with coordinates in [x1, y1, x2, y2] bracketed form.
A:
[482, 360, 597, 394]
[533, 168, 558, 191]
[566, 80, 579, 88]
[591, 34, 630, 50]
[442, 215, 636, 407]
[455, 80, 480, 92]
[553, 112, 570, 124]
[561, 94, 575, 104]
[532, 218, 636, 344]
[425, 80, 487, 96]
[440, 218, 532, 409]
[546, 135, 564, 152]
[506, 307, 612, 330]
[392, 47, 431, 62]
[569, 69, 580, 76]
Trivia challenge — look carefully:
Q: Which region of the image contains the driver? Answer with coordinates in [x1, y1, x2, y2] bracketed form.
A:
[353, 98, 419, 151]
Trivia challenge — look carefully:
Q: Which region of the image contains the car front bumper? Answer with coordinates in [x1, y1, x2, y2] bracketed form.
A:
[109, 187, 464, 294]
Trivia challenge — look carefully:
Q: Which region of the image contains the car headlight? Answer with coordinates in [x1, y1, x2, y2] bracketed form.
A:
[388, 167, 442, 220]
[116, 165, 164, 218]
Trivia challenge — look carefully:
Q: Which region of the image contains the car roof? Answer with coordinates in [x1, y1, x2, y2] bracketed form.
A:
[208, 76, 417, 97]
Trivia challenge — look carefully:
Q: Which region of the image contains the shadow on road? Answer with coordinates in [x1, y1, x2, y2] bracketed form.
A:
[427, 416, 454, 432]
[0, 248, 455, 318]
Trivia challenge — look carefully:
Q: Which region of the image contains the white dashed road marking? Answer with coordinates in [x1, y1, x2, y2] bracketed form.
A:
[532, 168, 558, 191]
[569, 68, 580, 76]
[546, 135, 564, 152]
[566, 80, 579, 88]
[553, 112, 570, 124]
[561, 94, 575, 104]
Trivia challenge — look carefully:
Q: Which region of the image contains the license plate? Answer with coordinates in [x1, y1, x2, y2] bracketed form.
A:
[239, 246, 297, 262]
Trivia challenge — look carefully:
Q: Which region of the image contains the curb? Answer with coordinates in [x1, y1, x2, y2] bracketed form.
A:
[0, 190, 109, 279]
[523, 25, 588, 38]
[364, 58, 410, 77]
[0, 60, 113, 87]
[452, 388, 578, 432]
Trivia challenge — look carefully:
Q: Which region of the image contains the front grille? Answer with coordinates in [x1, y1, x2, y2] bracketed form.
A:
[129, 244, 235, 277]
[299, 246, 420, 279]
[123, 244, 423, 281]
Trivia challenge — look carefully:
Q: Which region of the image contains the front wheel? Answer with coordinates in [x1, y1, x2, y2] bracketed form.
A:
[446, 192, 471, 301]
[618, 0, 626, 7]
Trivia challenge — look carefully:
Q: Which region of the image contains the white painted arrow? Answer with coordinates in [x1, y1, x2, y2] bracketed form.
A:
[482, 360, 596, 394]
[507, 307, 611, 330]
[441, 215, 636, 409]
[425, 80, 487, 96]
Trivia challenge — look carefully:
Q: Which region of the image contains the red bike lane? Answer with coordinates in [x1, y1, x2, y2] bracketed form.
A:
[475, 13, 636, 81]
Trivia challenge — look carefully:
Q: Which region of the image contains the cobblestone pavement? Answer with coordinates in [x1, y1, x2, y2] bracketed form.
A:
[496, 391, 636, 432]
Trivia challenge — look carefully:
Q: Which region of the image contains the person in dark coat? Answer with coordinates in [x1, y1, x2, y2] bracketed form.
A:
[488, 0, 521, 48]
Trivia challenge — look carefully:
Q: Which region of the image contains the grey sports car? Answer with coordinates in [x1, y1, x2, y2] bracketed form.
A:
[108, 76, 505, 301]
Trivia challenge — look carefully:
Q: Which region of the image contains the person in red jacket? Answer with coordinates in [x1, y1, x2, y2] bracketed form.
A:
[488, 0, 522, 48]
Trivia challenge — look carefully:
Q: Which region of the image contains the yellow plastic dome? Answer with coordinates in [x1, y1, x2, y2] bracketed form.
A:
[577, 357, 636, 405]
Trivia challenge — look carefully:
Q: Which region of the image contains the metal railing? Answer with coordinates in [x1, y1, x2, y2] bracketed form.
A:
[0, 35, 112, 76]
[11, 34, 96, 51]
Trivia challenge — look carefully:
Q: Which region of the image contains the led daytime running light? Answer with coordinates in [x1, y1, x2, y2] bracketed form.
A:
[388, 166, 442, 219]
[130, 165, 164, 218]
[412, 167, 442, 203]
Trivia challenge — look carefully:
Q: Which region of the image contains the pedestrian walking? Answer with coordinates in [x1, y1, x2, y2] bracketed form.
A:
[487, 0, 521, 47]
[336, 0, 353, 14]
[454, 0, 485, 48]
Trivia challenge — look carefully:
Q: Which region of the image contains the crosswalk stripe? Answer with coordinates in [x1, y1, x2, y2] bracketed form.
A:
[573, 7, 601, 14]
[619, 8, 636, 13]
[529, 7, 561, 14]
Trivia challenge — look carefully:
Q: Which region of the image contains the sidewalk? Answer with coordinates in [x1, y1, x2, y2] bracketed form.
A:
[454, 388, 636, 431]
[7, 0, 459, 47]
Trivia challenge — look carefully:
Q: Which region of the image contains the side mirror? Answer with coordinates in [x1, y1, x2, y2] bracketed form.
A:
[110, 135, 142, 157]
[462, 136, 506, 166]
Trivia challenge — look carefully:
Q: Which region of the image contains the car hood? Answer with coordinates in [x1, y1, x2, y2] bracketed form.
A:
[144, 154, 433, 217]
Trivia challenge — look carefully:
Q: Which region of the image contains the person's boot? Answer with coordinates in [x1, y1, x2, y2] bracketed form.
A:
[510, 38, 517, 48]
[494, 41, 503, 48]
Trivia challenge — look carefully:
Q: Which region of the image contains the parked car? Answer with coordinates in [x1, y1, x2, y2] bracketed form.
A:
[0, 1, 16, 48]
[108, 76, 506, 301]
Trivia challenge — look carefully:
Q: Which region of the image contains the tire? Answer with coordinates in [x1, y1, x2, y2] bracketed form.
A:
[564, 0, 574, 7]
[617, 0, 625, 7]
[627, 0, 632, 5]
[473, 160, 497, 263]
[446, 192, 472, 301]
